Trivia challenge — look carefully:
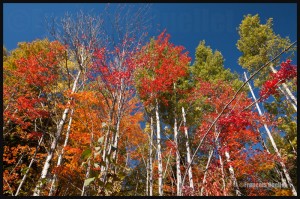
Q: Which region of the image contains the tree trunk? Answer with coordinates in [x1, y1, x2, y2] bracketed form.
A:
[33, 71, 81, 196]
[200, 148, 214, 196]
[149, 116, 154, 196]
[15, 135, 44, 196]
[218, 153, 227, 196]
[155, 99, 163, 196]
[48, 109, 74, 196]
[81, 158, 91, 196]
[224, 150, 242, 196]
[181, 107, 194, 194]
[174, 117, 182, 196]
[244, 72, 297, 196]
[82, 118, 94, 196]
[277, 86, 297, 111]
[100, 104, 115, 184]
[146, 157, 149, 195]
[257, 128, 288, 188]
[112, 82, 124, 161]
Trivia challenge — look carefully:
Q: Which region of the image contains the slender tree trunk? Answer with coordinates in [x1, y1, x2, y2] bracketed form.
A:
[200, 127, 221, 196]
[81, 158, 91, 196]
[277, 86, 297, 111]
[48, 109, 74, 196]
[82, 120, 94, 196]
[112, 83, 124, 161]
[200, 148, 214, 196]
[149, 116, 154, 196]
[288, 139, 297, 155]
[245, 72, 297, 196]
[224, 150, 242, 196]
[146, 157, 149, 196]
[155, 99, 163, 196]
[15, 135, 44, 196]
[33, 71, 81, 196]
[257, 127, 288, 188]
[181, 107, 194, 194]
[269, 65, 297, 111]
[100, 103, 115, 184]
[218, 153, 227, 196]
[174, 117, 182, 196]
[163, 150, 172, 180]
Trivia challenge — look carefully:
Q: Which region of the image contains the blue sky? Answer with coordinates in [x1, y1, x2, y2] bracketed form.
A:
[3, 3, 297, 76]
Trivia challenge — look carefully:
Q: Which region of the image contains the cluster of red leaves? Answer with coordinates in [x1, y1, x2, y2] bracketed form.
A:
[165, 140, 176, 155]
[27, 131, 43, 140]
[182, 185, 195, 196]
[218, 110, 252, 132]
[14, 41, 65, 89]
[134, 30, 191, 105]
[4, 41, 66, 130]
[259, 60, 297, 100]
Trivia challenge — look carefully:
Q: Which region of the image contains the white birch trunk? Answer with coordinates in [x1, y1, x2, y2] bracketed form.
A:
[146, 157, 149, 195]
[181, 107, 194, 194]
[174, 117, 182, 196]
[155, 99, 163, 196]
[218, 153, 227, 196]
[48, 109, 74, 196]
[15, 135, 44, 196]
[277, 86, 297, 112]
[225, 150, 242, 196]
[81, 158, 91, 196]
[149, 116, 154, 196]
[33, 71, 81, 196]
[82, 119, 94, 196]
[244, 72, 297, 196]
[112, 82, 123, 161]
[100, 107, 114, 183]
[200, 149, 214, 196]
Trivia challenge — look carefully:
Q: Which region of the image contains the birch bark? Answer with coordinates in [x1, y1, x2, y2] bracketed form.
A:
[244, 72, 297, 196]
[33, 71, 81, 196]
[181, 107, 194, 194]
[155, 99, 163, 196]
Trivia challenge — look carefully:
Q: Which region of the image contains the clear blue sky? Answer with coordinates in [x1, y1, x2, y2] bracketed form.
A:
[3, 3, 297, 76]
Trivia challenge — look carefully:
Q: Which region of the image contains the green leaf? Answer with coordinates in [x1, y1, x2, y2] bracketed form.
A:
[84, 177, 95, 187]
[81, 149, 92, 160]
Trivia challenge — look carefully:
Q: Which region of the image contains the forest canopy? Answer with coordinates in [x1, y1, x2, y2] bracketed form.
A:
[3, 6, 297, 196]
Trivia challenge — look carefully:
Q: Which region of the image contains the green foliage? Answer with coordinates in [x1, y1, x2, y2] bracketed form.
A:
[191, 40, 243, 90]
[236, 14, 294, 87]
[81, 149, 92, 160]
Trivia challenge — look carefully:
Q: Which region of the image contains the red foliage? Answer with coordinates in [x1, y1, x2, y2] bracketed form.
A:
[259, 60, 297, 100]
[134, 30, 191, 105]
